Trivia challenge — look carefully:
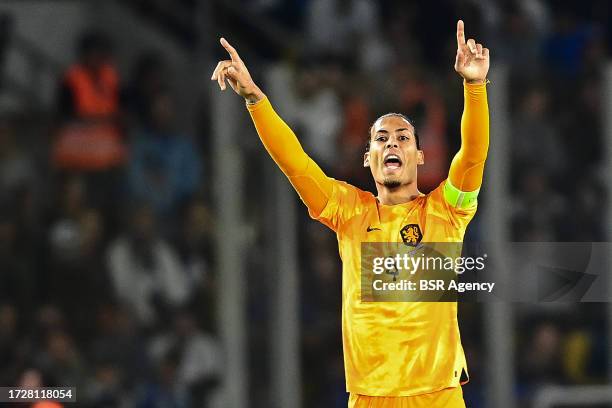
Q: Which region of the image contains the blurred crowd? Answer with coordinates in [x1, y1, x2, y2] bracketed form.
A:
[0, 23, 219, 408]
[0, 0, 610, 407]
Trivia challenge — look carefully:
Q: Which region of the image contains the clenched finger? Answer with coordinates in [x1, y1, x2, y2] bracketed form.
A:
[216, 62, 230, 90]
[211, 60, 231, 80]
[476, 43, 483, 58]
[467, 39, 477, 54]
[226, 65, 239, 79]
[218, 67, 229, 90]
[210, 61, 221, 80]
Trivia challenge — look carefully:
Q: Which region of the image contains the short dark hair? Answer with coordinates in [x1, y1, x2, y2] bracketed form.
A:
[366, 113, 420, 152]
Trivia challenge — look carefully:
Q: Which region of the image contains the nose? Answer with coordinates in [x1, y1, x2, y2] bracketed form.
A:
[386, 139, 398, 149]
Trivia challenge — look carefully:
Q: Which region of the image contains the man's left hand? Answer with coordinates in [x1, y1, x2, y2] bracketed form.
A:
[454, 20, 490, 83]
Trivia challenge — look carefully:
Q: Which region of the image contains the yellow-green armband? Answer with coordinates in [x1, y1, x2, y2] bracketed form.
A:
[444, 179, 480, 209]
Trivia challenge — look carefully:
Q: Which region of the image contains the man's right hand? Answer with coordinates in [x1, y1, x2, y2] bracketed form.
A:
[210, 38, 265, 104]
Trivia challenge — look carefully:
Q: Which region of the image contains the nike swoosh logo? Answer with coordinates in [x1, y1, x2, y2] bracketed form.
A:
[367, 226, 381, 232]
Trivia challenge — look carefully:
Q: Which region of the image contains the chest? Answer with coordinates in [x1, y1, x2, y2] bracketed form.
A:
[339, 201, 452, 246]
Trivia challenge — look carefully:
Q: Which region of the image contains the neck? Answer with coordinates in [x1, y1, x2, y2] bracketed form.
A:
[375, 180, 421, 205]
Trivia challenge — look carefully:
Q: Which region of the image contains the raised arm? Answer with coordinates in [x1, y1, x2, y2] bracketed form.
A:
[210, 38, 333, 216]
[447, 20, 490, 206]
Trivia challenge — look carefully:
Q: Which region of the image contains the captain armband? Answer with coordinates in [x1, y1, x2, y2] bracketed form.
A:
[443, 179, 480, 209]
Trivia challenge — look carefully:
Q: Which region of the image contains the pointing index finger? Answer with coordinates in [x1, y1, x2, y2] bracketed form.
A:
[220, 37, 241, 63]
[456, 20, 466, 48]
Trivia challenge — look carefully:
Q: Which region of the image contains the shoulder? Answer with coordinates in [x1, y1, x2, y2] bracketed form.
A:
[423, 181, 446, 205]
[330, 179, 375, 205]
[312, 178, 374, 230]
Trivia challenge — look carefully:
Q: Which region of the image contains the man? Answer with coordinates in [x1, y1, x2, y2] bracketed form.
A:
[58, 31, 118, 121]
[211, 20, 489, 408]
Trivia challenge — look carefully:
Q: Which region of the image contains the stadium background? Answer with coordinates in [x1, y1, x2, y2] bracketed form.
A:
[0, 0, 610, 407]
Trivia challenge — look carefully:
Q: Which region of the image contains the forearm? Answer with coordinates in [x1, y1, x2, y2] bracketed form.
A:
[247, 96, 333, 214]
[247, 96, 310, 176]
[448, 81, 489, 191]
[211, 38, 332, 212]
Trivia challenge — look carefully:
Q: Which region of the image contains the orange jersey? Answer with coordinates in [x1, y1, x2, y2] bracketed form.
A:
[247, 81, 488, 396]
[313, 177, 475, 395]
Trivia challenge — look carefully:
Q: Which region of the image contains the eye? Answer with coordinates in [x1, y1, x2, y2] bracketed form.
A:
[399, 135, 410, 141]
[375, 135, 387, 142]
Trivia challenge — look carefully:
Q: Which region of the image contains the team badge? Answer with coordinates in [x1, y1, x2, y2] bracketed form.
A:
[400, 224, 422, 247]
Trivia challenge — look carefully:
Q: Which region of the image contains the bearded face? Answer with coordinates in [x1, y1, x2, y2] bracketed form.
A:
[364, 115, 423, 189]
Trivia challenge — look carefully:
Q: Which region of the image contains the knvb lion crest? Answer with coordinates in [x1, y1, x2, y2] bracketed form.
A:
[400, 224, 422, 247]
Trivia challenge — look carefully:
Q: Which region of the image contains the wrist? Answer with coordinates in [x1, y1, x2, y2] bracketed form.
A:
[465, 78, 487, 84]
[245, 86, 265, 105]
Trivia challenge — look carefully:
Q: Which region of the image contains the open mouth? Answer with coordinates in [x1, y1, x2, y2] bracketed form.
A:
[384, 154, 402, 169]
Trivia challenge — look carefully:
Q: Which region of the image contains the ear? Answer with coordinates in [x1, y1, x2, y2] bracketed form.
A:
[363, 151, 370, 168]
[417, 150, 424, 165]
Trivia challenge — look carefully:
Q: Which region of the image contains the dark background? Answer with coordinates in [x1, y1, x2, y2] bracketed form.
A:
[0, 0, 609, 407]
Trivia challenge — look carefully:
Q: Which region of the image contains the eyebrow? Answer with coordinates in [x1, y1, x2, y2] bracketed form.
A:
[375, 128, 412, 134]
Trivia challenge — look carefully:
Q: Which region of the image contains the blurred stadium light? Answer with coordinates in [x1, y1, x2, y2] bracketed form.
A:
[482, 65, 515, 408]
[267, 68, 302, 408]
[212, 89, 248, 408]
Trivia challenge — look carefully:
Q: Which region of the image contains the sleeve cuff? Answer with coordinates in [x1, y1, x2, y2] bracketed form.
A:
[463, 80, 489, 93]
[463, 79, 489, 86]
[246, 95, 269, 112]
